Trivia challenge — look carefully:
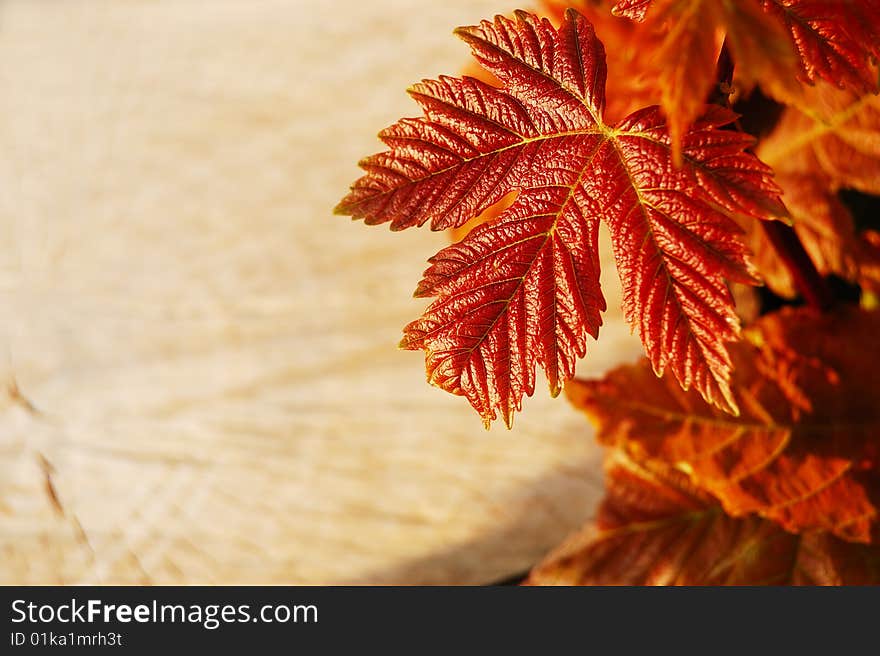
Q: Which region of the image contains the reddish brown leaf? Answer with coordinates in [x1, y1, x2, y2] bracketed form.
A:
[613, 1, 724, 164]
[527, 453, 880, 585]
[610, 0, 879, 153]
[449, 2, 659, 242]
[761, 0, 880, 93]
[615, 1, 880, 90]
[755, 82, 880, 297]
[337, 10, 786, 425]
[721, 2, 802, 100]
[566, 306, 880, 543]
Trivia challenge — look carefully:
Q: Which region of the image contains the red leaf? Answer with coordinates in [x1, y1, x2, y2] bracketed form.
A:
[761, 0, 880, 93]
[566, 306, 880, 543]
[527, 453, 880, 585]
[337, 10, 785, 425]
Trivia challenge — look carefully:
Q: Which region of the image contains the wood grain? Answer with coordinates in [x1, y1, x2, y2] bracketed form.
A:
[0, 0, 643, 584]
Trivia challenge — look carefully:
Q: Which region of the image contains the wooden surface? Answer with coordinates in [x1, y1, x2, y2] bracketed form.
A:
[0, 0, 643, 584]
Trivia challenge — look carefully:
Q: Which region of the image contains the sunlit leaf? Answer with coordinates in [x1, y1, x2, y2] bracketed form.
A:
[566, 306, 880, 543]
[337, 10, 785, 425]
[528, 452, 880, 585]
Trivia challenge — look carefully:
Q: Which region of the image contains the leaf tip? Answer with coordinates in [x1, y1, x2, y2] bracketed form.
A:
[452, 24, 478, 43]
[721, 397, 741, 417]
[563, 6, 583, 24]
[776, 205, 794, 226]
[713, 381, 740, 417]
[412, 281, 431, 298]
[501, 412, 514, 430]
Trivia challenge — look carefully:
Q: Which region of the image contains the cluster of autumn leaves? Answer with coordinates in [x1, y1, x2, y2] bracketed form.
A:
[526, 0, 880, 586]
[337, 0, 880, 583]
[530, 306, 880, 584]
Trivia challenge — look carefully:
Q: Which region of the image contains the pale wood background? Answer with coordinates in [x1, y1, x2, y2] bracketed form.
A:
[0, 0, 642, 584]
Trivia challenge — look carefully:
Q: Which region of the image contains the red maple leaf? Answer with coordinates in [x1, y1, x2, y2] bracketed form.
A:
[336, 10, 786, 426]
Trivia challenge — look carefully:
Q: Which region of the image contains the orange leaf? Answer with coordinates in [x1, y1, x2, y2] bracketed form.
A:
[755, 83, 880, 297]
[746, 173, 859, 298]
[611, 0, 797, 160]
[759, 82, 880, 196]
[527, 452, 880, 585]
[612, 0, 728, 164]
[611, 0, 880, 157]
[566, 306, 880, 543]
